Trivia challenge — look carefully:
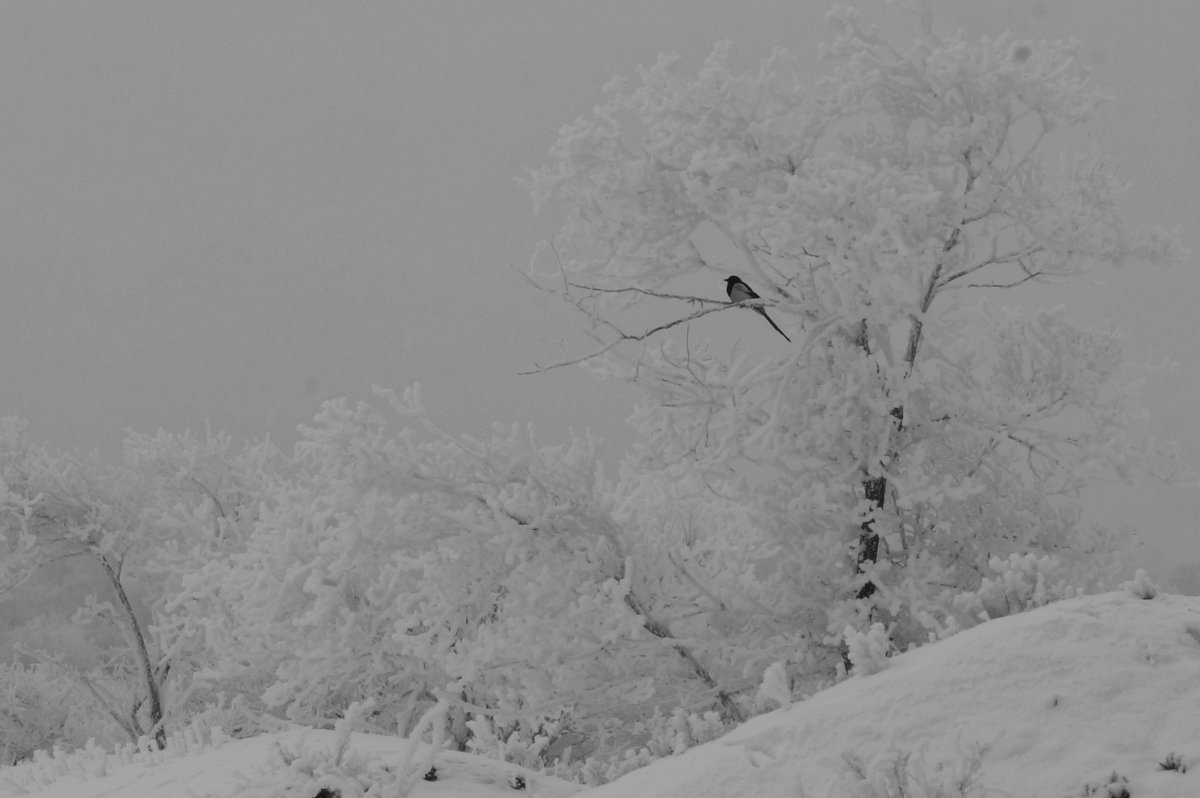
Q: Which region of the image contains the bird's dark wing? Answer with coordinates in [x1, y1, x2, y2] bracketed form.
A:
[726, 278, 790, 342]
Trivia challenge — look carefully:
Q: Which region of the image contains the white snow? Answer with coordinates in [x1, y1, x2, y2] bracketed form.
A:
[0, 728, 582, 798]
[5, 590, 1200, 798]
[588, 590, 1200, 797]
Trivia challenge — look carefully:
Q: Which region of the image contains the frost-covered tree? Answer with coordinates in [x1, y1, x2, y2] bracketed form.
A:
[0, 661, 118, 764]
[529, 6, 1178, 676]
[0, 419, 284, 749]
[119, 426, 285, 725]
[0, 418, 170, 748]
[179, 388, 733, 769]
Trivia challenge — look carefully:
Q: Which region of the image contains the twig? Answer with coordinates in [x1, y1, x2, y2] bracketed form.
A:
[565, 281, 726, 306]
[519, 301, 748, 374]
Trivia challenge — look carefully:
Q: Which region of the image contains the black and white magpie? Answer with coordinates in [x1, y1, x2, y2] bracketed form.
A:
[724, 275, 790, 342]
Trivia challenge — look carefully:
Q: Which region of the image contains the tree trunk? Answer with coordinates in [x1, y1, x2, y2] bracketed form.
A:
[99, 555, 167, 750]
[624, 592, 744, 724]
[852, 319, 891, 599]
[853, 219, 954, 599]
[855, 476, 886, 599]
[856, 404, 904, 599]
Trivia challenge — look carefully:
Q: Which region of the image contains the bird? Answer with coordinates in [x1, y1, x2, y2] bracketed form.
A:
[724, 275, 791, 342]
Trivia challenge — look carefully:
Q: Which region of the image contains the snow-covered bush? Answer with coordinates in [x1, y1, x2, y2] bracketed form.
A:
[0, 719, 226, 794]
[1081, 771, 1130, 798]
[609, 707, 728, 763]
[465, 710, 569, 772]
[1158, 752, 1186, 773]
[0, 418, 288, 750]
[757, 662, 792, 710]
[843, 623, 892, 676]
[248, 700, 422, 798]
[0, 662, 123, 765]
[181, 693, 289, 741]
[0, 422, 174, 748]
[835, 743, 989, 798]
[954, 553, 1082, 622]
[177, 387, 712, 768]
[556, 707, 728, 785]
[580, 746, 657, 787]
[1122, 568, 1158, 600]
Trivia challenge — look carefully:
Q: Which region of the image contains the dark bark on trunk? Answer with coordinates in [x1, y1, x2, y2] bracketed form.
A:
[845, 187, 964, 674]
[855, 476, 887, 600]
[856, 404, 905, 599]
[852, 319, 892, 600]
[853, 221, 955, 597]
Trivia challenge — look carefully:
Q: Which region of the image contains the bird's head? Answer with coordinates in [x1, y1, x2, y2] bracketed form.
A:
[724, 275, 741, 287]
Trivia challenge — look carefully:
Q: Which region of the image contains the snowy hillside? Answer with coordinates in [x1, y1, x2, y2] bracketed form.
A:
[590, 589, 1200, 798]
[4, 590, 1199, 798]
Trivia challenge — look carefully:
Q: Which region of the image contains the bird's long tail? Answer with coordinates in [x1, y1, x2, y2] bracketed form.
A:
[755, 307, 791, 342]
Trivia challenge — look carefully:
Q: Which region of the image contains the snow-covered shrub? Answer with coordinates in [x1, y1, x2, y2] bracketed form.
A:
[179, 693, 287, 741]
[178, 388, 701, 769]
[836, 743, 989, 798]
[0, 419, 289, 750]
[646, 708, 726, 757]
[954, 553, 1083, 622]
[579, 746, 656, 787]
[230, 700, 451, 798]
[618, 454, 861, 699]
[757, 662, 792, 710]
[1081, 771, 1130, 798]
[1122, 568, 1158, 600]
[843, 623, 892, 676]
[0, 662, 125, 765]
[242, 733, 390, 798]
[465, 713, 559, 770]
[1158, 751, 1186, 773]
[528, 706, 727, 786]
[0, 720, 225, 794]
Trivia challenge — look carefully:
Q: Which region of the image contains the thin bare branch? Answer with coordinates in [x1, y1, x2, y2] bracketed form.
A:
[667, 550, 729, 612]
[937, 242, 1045, 288]
[965, 272, 1045, 289]
[565, 282, 725, 306]
[519, 301, 750, 375]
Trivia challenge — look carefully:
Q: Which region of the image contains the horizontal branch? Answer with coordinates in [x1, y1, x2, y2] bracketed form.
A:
[964, 272, 1045, 289]
[566, 281, 727, 306]
[938, 243, 1045, 288]
[520, 301, 749, 375]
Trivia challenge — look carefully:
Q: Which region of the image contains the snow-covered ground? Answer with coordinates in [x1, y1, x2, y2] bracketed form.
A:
[4, 589, 1198, 798]
[0, 727, 583, 798]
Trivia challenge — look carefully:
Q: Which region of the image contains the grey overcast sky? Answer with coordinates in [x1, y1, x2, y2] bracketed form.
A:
[1, 2, 1198, 565]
